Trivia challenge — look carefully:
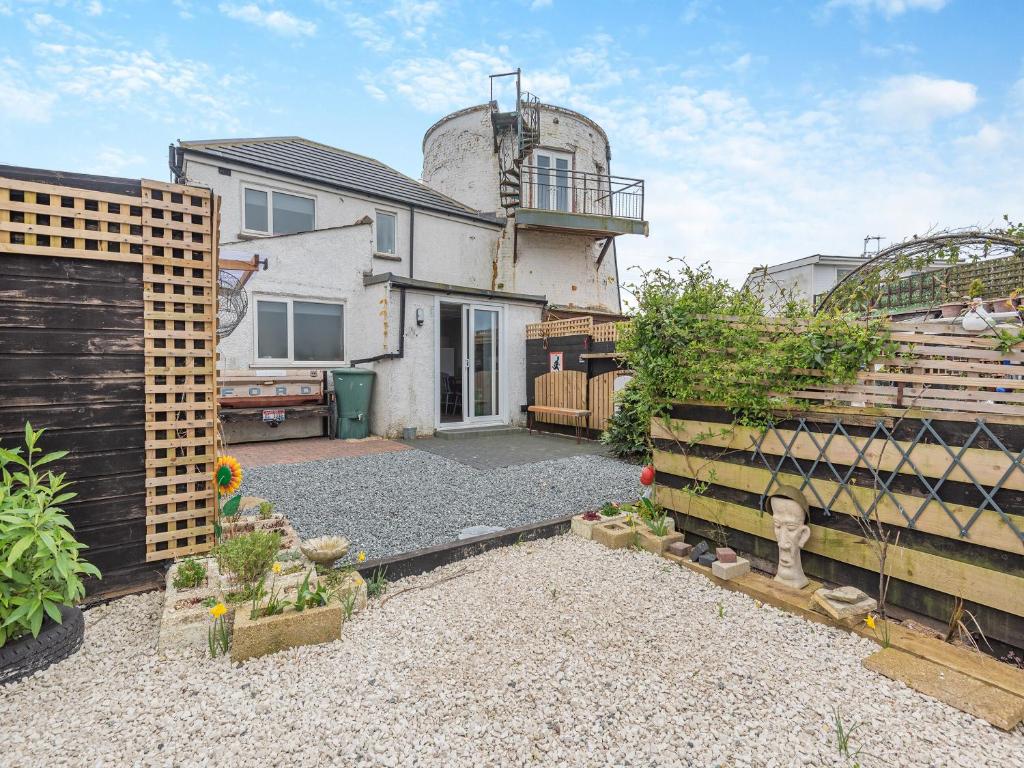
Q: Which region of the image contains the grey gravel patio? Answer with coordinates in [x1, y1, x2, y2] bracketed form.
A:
[241, 435, 640, 559]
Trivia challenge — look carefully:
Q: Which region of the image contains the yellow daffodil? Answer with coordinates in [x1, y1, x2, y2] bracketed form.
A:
[355, 577, 364, 586]
[209, 602, 227, 619]
[272, 561, 282, 574]
[864, 615, 877, 630]
[214, 455, 243, 496]
[357, 551, 366, 563]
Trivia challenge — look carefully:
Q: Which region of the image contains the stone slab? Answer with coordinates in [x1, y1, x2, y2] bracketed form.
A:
[821, 585, 870, 604]
[863, 647, 1024, 731]
[712, 557, 750, 580]
[811, 590, 876, 622]
[231, 602, 344, 662]
[593, 521, 634, 550]
[715, 547, 737, 564]
[689, 540, 709, 562]
[697, 552, 717, 567]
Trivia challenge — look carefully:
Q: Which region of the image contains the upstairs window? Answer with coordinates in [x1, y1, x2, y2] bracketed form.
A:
[376, 211, 396, 255]
[243, 187, 315, 235]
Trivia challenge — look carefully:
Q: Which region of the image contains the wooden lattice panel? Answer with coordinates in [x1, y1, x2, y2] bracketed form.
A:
[526, 316, 594, 340]
[141, 180, 219, 562]
[592, 322, 620, 342]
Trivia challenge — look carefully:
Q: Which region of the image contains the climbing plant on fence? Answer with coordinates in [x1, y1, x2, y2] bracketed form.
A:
[612, 261, 894, 451]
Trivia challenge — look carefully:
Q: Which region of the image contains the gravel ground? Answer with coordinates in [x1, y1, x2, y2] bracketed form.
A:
[242, 450, 640, 557]
[2, 536, 1021, 768]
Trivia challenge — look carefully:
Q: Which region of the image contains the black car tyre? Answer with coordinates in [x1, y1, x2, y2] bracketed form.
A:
[0, 605, 84, 686]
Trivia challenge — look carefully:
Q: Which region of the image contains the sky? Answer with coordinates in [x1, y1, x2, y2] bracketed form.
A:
[1, 0, 1023, 285]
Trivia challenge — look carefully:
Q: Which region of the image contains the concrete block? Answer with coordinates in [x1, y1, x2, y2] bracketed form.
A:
[667, 541, 693, 558]
[715, 547, 737, 563]
[636, 529, 684, 555]
[690, 540, 709, 562]
[571, 513, 624, 540]
[697, 552, 717, 567]
[593, 521, 634, 550]
[712, 557, 750, 581]
[231, 603, 344, 662]
[158, 557, 223, 657]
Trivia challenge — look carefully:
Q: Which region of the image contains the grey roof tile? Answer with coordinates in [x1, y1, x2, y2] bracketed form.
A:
[179, 137, 499, 225]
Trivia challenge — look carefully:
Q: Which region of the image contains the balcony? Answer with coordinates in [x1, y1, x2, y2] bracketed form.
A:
[515, 166, 648, 238]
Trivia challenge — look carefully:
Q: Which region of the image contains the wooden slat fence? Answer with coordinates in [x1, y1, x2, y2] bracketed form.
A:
[588, 369, 631, 432]
[532, 370, 588, 426]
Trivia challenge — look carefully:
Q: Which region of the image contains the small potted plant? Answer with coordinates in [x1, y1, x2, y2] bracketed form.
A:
[0, 424, 101, 684]
[572, 504, 625, 540]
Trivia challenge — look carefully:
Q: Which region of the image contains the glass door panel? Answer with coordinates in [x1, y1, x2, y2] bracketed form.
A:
[471, 308, 499, 418]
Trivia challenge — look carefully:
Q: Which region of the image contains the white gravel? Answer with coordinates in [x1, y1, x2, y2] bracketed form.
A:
[242, 451, 640, 557]
[2, 535, 1021, 768]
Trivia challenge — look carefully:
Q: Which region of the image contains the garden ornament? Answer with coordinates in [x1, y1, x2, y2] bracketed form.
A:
[768, 485, 811, 590]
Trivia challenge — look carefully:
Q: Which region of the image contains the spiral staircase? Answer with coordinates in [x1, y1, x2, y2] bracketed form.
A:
[489, 69, 540, 217]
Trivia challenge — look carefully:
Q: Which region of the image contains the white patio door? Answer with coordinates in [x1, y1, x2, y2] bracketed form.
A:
[466, 305, 501, 422]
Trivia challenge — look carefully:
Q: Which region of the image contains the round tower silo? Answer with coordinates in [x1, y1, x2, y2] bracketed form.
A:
[422, 102, 613, 216]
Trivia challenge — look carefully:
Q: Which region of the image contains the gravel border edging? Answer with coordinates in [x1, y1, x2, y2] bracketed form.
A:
[353, 511, 575, 583]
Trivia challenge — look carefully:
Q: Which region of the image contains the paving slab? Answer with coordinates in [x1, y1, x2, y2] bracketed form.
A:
[405, 432, 615, 470]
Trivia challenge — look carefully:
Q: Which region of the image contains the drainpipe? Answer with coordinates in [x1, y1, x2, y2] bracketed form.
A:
[349, 286, 407, 366]
[605, 143, 623, 315]
[409, 204, 415, 279]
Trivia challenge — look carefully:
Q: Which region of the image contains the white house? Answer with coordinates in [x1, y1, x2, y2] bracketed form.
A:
[743, 253, 869, 310]
[172, 73, 648, 439]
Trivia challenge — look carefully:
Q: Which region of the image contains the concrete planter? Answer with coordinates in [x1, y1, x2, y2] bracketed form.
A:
[636, 529, 684, 556]
[571, 513, 625, 540]
[231, 602, 343, 662]
[593, 520, 635, 549]
[221, 513, 301, 551]
[158, 557, 223, 657]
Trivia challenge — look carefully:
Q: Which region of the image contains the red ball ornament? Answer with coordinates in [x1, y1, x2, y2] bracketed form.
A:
[640, 465, 655, 486]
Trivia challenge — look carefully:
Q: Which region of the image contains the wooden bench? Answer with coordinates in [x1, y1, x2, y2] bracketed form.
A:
[528, 371, 591, 443]
[527, 405, 590, 442]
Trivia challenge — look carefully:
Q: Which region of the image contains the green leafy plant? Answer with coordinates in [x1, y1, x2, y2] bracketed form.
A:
[293, 569, 330, 611]
[341, 592, 357, 621]
[598, 502, 622, 517]
[249, 564, 286, 621]
[639, 497, 670, 537]
[172, 557, 207, 590]
[258, 501, 274, 520]
[0, 423, 101, 646]
[207, 602, 229, 657]
[967, 277, 985, 299]
[831, 706, 863, 761]
[600, 380, 659, 462]
[214, 530, 281, 597]
[716, 600, 725, 619]
[366, 567, 389, 598]
[618, 261, 895, 429]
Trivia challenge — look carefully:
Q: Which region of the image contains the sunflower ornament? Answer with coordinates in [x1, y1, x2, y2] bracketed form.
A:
[215, 455, 243, 496]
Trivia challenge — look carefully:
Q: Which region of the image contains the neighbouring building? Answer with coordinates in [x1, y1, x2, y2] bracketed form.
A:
[171, 71, 648, 439]
[743, 253, 869, 310]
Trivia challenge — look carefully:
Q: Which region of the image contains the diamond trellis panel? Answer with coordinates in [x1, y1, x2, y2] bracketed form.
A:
[751, 417, 1024, 546]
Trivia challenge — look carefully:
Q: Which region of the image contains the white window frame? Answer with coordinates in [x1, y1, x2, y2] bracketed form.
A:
[241, 184, 317, 236]
[529, 148, 574, 212]
[253, 295, 347, 366]
[375, 209, 398, 256]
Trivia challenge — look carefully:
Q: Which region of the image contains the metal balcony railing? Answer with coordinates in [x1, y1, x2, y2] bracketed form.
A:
[519, 165, 645, 221]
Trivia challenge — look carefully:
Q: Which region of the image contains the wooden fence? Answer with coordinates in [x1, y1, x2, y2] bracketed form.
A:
[0, 167, 219, 596]
[650, 319, 1024, 652]
[525, 318, 629, 435]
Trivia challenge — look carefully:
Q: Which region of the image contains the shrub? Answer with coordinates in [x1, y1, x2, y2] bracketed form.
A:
[0, 424, 101, 646]
[172, 557, 207, 590]
[600, 380, 658, 462]
[214, 530, 281, 591]
[258, 501, 274, 520]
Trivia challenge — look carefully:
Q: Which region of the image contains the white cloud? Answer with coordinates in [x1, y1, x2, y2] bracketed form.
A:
[0, 74, 56, 123]
[824, 0, 948, 18]
[725, 53, 752, 74]
[369, 48, 510, 111]
[89, 147, 146, 174]
[956, 123, 1006, 152]
[861, 41, 917, 58]
[530, 0, 552, 9]
[86, 0, 102, 15]
[31, 44, 248, 132]
[345, 13, 392, 53]
[859, 74, 976, 130]
[218, 3, 316, 37]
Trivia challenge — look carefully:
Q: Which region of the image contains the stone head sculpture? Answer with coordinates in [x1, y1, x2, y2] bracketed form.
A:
[768, 485, 811, 590]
